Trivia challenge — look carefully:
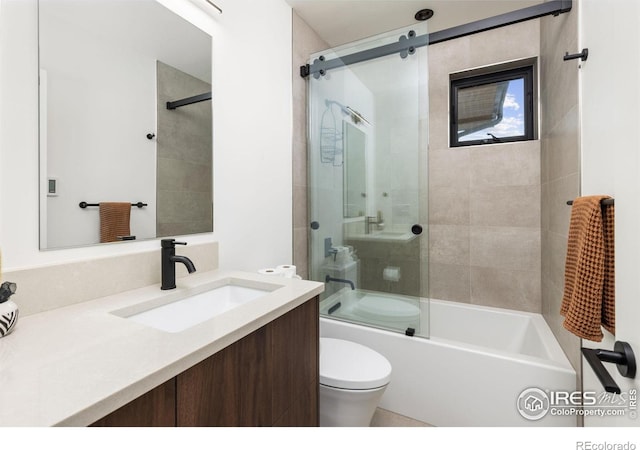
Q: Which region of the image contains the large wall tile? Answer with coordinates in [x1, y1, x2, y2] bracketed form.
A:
[429, 225, 470, 266]
[548, 173, 580, 235]
[546, 105, 580, 182]
[540, 2, 580, 372]
[540, 60, 579, 136]
[293, 227, 309, 279]
[426, 107, 450, 150]
[470, 266, 541, 313]
[469, 141, 540, 188]
[428, 36, 471, 79]
[542, 283, 581, 373]
[469, 20, 540, 69]
[470, 227, 541, 272]
[429, 185, 470, 225]
[293, 185, 308, 229]
[544, 230, 570, 296]
[428, 147, 470, 188]
[429, 263, 470, 303]
[470, 185, 541, 228]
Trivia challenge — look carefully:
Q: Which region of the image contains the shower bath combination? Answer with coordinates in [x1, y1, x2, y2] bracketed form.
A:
[303, 3, 577, 426]
[306, 23, 429, 426]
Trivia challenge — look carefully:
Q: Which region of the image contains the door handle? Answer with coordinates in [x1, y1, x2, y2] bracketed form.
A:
[581, 341, 636, 394]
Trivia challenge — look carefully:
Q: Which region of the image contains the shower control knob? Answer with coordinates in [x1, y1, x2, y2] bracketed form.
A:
[411, 224, 423, 235]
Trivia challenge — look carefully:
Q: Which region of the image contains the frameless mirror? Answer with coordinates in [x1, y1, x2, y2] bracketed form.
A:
[38, 0, 212, 250]
[343, 122, 367, 218]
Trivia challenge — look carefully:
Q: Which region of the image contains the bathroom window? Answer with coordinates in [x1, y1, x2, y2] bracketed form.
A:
[450, 64, 535, 147]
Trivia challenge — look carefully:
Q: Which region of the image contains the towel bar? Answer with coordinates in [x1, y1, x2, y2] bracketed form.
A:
[563, 48, 589, 62]
[79, 202, 147, 209]
[566, 198, 614, 206]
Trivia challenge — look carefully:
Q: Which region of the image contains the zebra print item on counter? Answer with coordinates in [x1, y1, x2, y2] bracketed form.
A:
[0, 309, 18, 337]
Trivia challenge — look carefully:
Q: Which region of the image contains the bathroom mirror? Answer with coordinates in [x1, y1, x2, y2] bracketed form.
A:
[38, 0, 213, 250]
[343, 122, 367, 218]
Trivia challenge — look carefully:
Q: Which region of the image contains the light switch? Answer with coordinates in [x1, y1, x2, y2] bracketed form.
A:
[47, 178, 58, 196]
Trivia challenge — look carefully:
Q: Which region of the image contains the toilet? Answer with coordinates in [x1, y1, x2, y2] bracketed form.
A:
[319, 337, 392, 427]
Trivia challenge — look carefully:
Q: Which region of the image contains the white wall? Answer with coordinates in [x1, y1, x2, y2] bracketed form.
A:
[0, 0, 4, 263]
[0, 0, 293, 273]
[40, 3, 157, 248]
[580, 0, 640, 427]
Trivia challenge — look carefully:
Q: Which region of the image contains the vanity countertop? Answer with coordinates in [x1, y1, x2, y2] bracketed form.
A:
[0, 270, 324, 426]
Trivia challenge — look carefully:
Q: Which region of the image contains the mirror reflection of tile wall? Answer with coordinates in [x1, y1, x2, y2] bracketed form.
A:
[156, 61, 213, 237]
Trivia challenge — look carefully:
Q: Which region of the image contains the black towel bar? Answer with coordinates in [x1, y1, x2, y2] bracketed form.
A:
[166, 92, 212, 110]
[563, 48, 589, 62]
[566, 198, 614, 206]
[79, 202, 147, 209]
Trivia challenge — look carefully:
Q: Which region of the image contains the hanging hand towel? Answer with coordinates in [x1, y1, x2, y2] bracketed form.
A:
[560, 196, 615, 341]
[99, 202, 131, 243]
[600, 201, 615, 335]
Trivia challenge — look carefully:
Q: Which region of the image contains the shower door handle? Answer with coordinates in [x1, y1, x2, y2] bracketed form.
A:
[411, 225, 423, 235]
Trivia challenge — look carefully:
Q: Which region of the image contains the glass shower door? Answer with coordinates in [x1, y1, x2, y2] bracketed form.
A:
[307, 24, 429, 338]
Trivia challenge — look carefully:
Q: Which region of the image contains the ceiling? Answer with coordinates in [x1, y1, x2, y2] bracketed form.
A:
[286, 0, 540, 47]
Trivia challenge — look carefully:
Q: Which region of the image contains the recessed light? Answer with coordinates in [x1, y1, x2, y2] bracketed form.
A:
[415, 9, 434, 21]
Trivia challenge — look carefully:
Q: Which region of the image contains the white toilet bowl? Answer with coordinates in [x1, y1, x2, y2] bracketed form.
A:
[319, 337, 392, 427]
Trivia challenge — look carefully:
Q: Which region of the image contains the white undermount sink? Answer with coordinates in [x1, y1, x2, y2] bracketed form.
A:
[111, 278, 281, 333]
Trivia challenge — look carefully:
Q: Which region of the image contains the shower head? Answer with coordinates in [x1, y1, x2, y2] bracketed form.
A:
[346, 106, 371, 126]
[325, 100, 371, 126]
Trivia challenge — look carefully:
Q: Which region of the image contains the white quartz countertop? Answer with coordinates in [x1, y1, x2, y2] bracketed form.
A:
[0, 270, 324, 427]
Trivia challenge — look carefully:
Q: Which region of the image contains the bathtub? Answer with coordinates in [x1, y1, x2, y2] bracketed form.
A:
[320, 293, 577, 427]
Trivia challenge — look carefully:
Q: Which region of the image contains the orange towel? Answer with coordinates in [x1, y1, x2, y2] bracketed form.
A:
[99, 202, 131, 243]
[561, 196, 615, 341]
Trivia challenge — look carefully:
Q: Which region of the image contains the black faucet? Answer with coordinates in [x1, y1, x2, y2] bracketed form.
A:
[161, 239, 196, 290]
[325, 275, 355, 290]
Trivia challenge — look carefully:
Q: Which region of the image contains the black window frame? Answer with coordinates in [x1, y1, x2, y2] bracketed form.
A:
[450, 64, 535, 147]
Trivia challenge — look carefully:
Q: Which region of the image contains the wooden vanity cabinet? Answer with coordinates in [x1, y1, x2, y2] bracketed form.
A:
[90, 379, 176, 427]
[177, 295, 319, 426]
[91, 296, 319, 427]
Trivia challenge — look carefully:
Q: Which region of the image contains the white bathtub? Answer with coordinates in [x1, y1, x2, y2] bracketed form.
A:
[320, 296, 577, 427]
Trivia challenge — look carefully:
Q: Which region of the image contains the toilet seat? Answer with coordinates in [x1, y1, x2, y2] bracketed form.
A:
[320, 338, 392, 390]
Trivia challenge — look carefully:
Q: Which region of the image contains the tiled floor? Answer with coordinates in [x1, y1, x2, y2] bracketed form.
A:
[370, 408, 432, 427]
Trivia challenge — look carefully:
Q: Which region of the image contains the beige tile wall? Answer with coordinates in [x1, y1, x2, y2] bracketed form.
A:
[428, 20, 542, 313]
[156, 61, 213, 237]
[291, 13, 329, 280]
[292, 4, 581, 400]
[540, 4, 582, 373]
